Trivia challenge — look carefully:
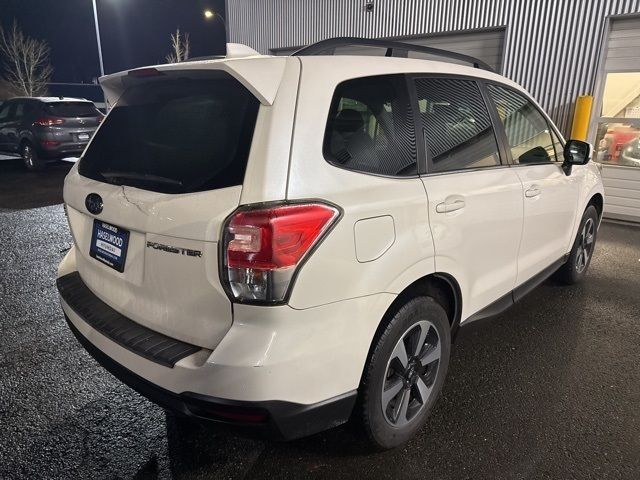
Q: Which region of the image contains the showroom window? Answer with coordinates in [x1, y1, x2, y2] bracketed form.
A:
[594, 72, 640, 167]
[487, 84, 558, 164]
[324, 75, 418, 177]
[414, 77, 501, 173]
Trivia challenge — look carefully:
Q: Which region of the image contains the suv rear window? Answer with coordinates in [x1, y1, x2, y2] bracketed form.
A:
[79, 74, 260, 194]
[46, 102, 100, 118]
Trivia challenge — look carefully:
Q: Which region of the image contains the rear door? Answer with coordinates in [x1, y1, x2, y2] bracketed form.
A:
[64, 71, 262, 349]
[0, 101, 16, 152]
[413, 76, 524, 319]
[485, 84, 580, 286]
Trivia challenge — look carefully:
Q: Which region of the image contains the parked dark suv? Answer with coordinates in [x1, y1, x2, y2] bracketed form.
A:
[0, 97, 103, 170]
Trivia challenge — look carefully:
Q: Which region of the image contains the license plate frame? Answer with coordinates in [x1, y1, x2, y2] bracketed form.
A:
[89, 219, 130, 272]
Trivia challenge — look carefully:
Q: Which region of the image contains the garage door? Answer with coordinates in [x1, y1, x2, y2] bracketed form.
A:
[270, 28, 505, 73]
[593, 15, 640, 222]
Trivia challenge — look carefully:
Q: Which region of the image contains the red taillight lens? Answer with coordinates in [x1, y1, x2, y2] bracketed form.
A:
[222, 203, 340, 303]
[34, 117, 65, 126]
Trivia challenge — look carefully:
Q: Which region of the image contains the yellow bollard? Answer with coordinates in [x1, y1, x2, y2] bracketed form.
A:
[570, 95, 593, 141]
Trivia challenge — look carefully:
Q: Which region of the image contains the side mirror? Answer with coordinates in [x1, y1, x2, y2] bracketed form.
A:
[562, 139, 592, 175]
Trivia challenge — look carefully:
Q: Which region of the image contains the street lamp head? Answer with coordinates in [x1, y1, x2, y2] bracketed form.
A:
[204, 9, 214, 19]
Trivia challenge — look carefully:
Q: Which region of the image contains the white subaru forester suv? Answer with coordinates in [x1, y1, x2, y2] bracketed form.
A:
[57, 39, 604, 449]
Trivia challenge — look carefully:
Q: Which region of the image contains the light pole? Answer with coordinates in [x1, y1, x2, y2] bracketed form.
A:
[92, 0, 105, 77]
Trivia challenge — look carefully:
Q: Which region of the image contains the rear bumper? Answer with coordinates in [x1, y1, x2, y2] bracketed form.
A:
[65, 314, 355, 440]
[40, 141, 87, 158]
[57, 246, 394, 439]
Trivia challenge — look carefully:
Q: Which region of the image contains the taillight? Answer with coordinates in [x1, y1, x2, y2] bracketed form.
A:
[34, 117, 65, 126]
[221, 202, 340, 303]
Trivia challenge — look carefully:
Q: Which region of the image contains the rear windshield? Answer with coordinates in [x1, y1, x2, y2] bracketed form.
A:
[46, 102, 100, 118]
[79, 74, 260, 194]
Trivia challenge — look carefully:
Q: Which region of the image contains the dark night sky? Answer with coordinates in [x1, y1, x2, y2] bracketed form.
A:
[0, 0, 227, 83]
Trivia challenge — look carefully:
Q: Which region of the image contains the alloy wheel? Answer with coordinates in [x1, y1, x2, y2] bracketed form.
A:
[381, 320, 441, 428]
[575, 217, 595, 273]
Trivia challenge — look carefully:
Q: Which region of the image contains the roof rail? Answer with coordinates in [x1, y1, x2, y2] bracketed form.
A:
[292, 37, 494, 72]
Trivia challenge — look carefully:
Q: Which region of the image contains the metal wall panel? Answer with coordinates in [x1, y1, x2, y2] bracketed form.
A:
[605, 16, 640, 71]
[227, 0, 640, 135]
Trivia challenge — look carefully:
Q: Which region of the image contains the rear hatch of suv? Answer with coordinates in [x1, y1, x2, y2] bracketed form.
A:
[41, 101, 103, 145]
[63, 64, 279, 349]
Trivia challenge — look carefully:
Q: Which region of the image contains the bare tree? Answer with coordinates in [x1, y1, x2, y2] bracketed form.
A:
[0, 21, 52, 97]
[166, 28, 190, 63]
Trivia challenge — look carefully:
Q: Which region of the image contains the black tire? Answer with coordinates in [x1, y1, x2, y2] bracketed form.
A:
[21, 141, 45, 171]
[357, 296, 451, 450]
[555, 205, 599, 284]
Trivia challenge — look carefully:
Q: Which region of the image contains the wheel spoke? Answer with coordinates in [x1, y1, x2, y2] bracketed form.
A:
[392, 388, 410, 426]
[382, 378, 404, 410]
[413, 322, 430, 356]
[420, 341, 441, 367]
[576, 247, 584, 270]
[391, 338, 409, 368]
[415, 376, 432, 404]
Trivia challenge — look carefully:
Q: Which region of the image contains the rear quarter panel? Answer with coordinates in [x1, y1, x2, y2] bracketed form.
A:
[285, 57, 438, 310]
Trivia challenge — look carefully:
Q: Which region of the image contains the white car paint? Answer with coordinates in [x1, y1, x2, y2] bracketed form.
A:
[57, 48, 605, 420]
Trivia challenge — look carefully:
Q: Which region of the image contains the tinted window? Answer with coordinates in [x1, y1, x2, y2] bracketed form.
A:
[415, 78, 501, 173]
[324, 75, 417, 176]
[487, 85, 557, 164]
[46, 102, 100, 118]
[79, 75, 260, 194]
[0, 102, 13, 121]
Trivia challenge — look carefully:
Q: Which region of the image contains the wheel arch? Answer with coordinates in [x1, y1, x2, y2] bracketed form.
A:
[587, 192, 604, 220]
[372, 272, 463, 353]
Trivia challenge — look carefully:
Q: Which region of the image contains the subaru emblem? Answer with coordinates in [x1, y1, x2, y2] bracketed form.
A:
[85, 193, 103, 215]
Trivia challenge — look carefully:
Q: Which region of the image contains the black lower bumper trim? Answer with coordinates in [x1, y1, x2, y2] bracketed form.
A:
[57, 272, 200, 368]
[64, 315, 357, 440]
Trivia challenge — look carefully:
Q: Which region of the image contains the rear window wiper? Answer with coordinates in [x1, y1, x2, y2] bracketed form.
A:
[101, 171, 184, 187]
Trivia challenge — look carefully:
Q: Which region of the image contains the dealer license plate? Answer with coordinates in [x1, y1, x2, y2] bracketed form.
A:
[89, 220, 130, 272]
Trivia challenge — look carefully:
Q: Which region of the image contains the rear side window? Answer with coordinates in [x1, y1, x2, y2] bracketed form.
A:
[324, 75, 417, 177]
[46, 102, 100, 118]
[414, 78, 501, 173]
[79, 74, 260, 194]
[487, 84, 558, 164]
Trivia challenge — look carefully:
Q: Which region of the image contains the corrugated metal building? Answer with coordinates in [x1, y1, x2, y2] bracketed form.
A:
[227, 0, 640, 222]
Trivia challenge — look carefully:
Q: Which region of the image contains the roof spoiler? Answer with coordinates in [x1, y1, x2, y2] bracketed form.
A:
[99, 54, 287, 109]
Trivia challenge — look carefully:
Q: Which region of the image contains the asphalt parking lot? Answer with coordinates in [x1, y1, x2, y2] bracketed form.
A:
[1, 159, 639, 479]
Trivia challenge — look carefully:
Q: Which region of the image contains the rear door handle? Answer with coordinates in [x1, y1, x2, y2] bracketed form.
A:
[525, 186, 541, 198]
[436, 199, 466, 213]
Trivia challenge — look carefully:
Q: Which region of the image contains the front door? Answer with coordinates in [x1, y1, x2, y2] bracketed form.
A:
[413, 77, 524, 320]
[485, 84, 580, 286]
